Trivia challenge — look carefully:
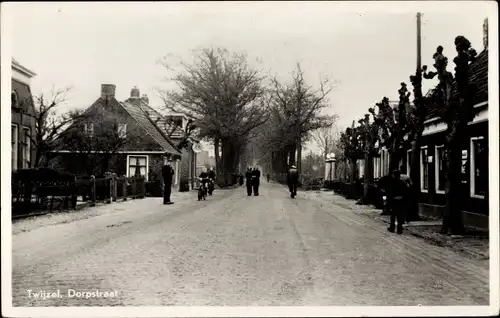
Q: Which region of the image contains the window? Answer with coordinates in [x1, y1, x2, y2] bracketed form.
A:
[11, 124, 18, 171]
[118, 124, 127, 139]
[127, 155, 148, 180]
[470, 137, 487, 198]
[435, 145, 445, 194]
[420, 146, 429, 192]
[84, 123, 94, 137]
[22, 127, 31, 168]
[12, 91, 19, 108]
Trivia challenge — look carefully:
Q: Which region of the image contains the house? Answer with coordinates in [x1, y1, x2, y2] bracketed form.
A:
[373, 19, 489, 229]
[11, 59, 37, 171]
[123, 87, 200, 190]
[51, 84, 182, 183]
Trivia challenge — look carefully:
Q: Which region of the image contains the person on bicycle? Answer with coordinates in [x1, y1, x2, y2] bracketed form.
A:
[199, 170, 210, 190]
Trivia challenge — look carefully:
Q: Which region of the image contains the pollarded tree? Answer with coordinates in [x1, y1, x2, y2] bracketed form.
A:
[158, 48, 269, 185]
[425, 37, 480, 235]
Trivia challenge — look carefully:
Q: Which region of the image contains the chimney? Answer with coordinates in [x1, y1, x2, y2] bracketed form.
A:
[483, 18, 488, 50]
[130, 86, 140, 99]
[141, 94, 149, 105]
[101, 84, 116, 99]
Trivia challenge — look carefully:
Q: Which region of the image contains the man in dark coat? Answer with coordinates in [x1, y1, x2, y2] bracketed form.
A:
[245, 167, 253, 196]
[387, 169, 410, 234]
[287, 165, 299, 198]
[251, 167, 261, 196]
[161, 157, 175, 205]
[208, 167, 216, 180]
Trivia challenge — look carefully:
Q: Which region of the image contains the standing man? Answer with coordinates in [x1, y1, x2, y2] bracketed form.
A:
[251, 167, 261, 196]
[287, 165, 299, 198]
[387, 169, 409, 234]
[162, 156, 175, 205]
[245, 166, 253, 196]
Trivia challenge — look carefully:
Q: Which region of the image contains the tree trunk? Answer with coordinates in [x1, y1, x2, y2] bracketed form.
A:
[214, 138, 223, 184]
[408, 136, 422, 221]
[362, 153, 374, 204]
[442, 122, 466, 235]
[297, 138, 302, 178]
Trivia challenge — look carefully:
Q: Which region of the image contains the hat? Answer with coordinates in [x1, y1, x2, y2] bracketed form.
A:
[291, 165, 296, 168]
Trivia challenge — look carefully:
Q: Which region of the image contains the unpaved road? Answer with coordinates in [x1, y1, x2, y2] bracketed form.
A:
[12, 182, 489, 306]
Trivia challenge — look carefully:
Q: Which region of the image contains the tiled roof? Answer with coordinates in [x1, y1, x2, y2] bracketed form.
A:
[120, 101, 181, 156]
[124, 98, 185, 139]
[425, 49, 488, 120]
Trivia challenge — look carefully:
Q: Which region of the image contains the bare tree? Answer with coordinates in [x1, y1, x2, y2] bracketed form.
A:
[267, 63, 336, 176]
[311, 120, 340, 160]
[157, 48, 269, 185]
[30, 87, 85, 167]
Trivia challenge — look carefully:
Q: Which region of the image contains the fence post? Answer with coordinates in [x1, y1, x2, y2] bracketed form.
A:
[90, 175, 96, 207]
[112, 173, 117, 202]
[106, 176, 112, 204]
[141, 177, 146, 198]
[123, 177, 128, 201]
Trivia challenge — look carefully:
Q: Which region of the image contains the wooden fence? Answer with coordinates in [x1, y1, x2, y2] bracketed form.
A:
[11, 169, 146, 218]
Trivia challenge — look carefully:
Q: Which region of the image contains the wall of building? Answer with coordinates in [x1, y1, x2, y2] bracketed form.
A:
[11, 78, 37, 170]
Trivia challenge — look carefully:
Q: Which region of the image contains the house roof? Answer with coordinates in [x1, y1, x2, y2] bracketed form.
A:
[425, 49, 488, 120]
[119, 100, 181, 156]
[124, 98, 193, 140]
[12, 58, 37, 77]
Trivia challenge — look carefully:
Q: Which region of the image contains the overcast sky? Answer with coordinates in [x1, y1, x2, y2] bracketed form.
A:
[7, 1, 492, 154]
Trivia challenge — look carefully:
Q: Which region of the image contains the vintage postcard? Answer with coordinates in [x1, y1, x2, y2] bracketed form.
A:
[1, 1, 498, 317]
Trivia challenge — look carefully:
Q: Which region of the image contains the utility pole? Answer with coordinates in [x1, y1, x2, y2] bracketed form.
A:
[416, 12, 422, 72]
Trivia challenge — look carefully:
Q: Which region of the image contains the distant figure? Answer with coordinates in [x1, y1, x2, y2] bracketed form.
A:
[161, 157, 175, 205]
[287, 165, 299, 198]
[252, 167, 261, 196]
[239, 174, 244, 186]
[208, 167, 216, 180]
[387, 169, 410, 234]
[245, 167, 253, 196]
[266, 173, 270, 182]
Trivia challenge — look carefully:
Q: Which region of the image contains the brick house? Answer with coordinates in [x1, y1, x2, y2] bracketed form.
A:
[51, 84, 182, 184]
[123, 87, 200, 190]
[372, 19, 489, 229]
[11, 58, 37, 171]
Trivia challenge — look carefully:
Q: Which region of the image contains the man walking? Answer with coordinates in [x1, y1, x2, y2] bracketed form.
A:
[161, 156, 175, 205]
[252, 167, 261, 196]
[287, 165, 299, 198]
[387, 169, 409, 234]
[245, 167, 253, 196]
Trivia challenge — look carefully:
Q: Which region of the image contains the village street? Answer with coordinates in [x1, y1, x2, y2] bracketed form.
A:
[12, 182, 489, 307]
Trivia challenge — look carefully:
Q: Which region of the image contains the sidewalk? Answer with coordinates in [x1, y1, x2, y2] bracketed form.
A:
[325, 192, 490, 260]
[12, 190, 195, 235]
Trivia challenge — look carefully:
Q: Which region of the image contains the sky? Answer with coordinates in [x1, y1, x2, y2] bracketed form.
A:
[6, 1, 493, 155]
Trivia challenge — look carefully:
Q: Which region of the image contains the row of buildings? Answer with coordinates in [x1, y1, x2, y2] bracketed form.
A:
[11, 61, 202, 190]
[328, 18, 490, 230]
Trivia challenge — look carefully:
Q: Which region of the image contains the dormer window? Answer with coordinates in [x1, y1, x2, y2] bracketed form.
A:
[12, 91, 19, 108]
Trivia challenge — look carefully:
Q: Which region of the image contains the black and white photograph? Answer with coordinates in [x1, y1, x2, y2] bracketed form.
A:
[1, 1, 498, 317]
